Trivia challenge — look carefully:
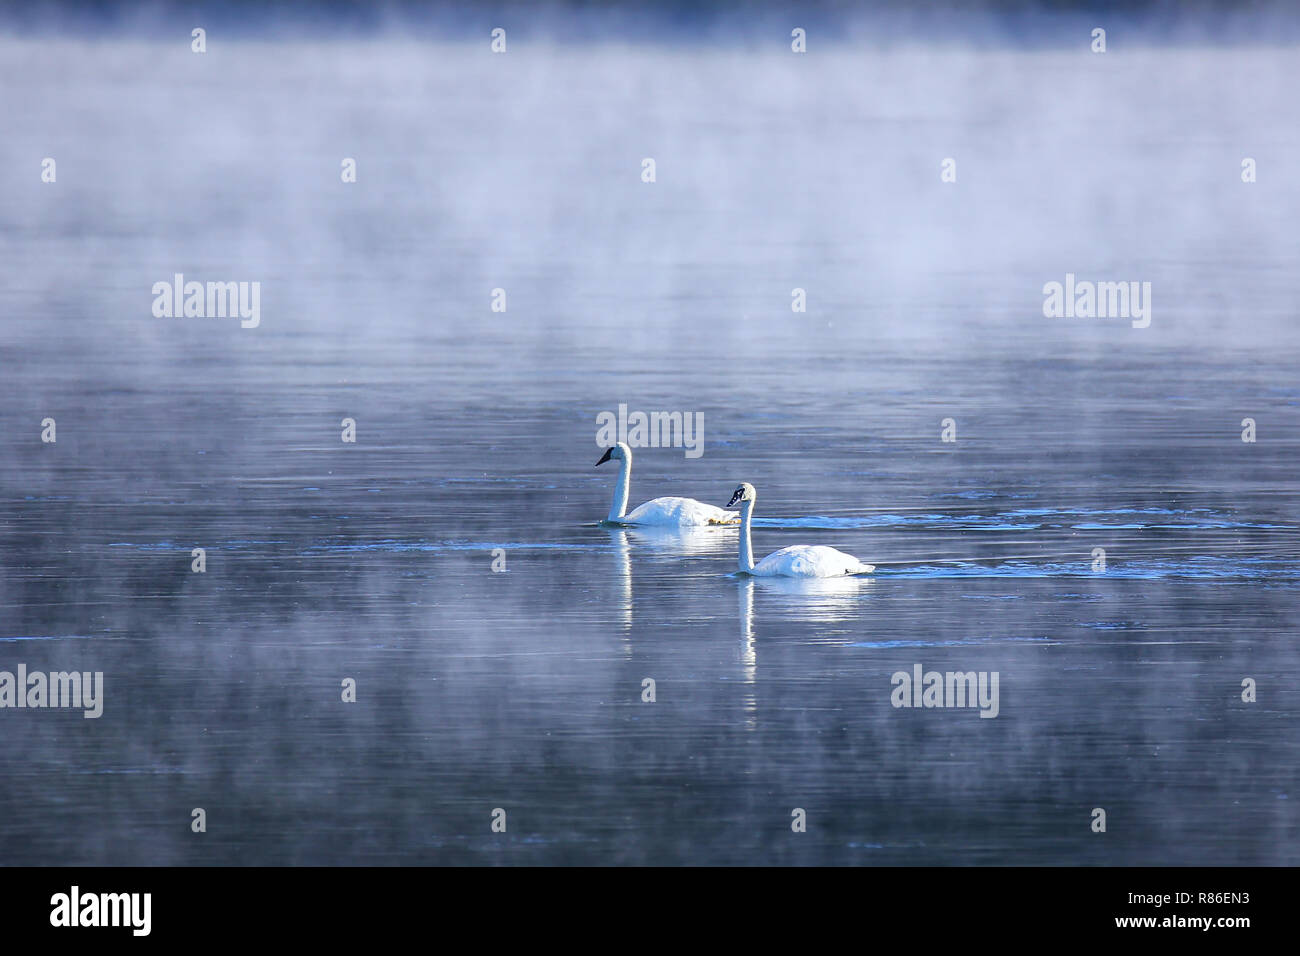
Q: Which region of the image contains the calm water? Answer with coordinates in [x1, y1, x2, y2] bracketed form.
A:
[1, 37, 1298, 865]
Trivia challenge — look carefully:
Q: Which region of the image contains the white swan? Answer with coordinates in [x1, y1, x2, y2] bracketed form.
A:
[726, 482, 874, 577]
[597, 442, 739, 527]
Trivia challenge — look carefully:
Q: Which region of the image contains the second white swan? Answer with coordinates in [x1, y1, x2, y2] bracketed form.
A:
[597, 442, 739, 527]
[726, 482, 875, 577]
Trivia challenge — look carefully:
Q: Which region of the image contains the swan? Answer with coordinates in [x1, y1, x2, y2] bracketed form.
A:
[596, 442, 739, 527]
[726, 482, 875, 577]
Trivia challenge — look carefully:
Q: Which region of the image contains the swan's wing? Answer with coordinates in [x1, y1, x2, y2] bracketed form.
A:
[751, 546, 808, 576]
[755, 545, 874, 577]
[798, 546, 873, 576]
[625, 496, 739, 527]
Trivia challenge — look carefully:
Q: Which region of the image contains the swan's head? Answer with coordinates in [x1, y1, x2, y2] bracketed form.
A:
[726, 482, 756, 507]
[596, 442, 631, 467]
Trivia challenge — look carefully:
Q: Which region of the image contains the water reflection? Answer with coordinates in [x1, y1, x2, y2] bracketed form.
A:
[608, 528, 633, 644]
[623, 524, 737, 556]
[752, 573, 874, 628]
[1, 32, 1296, 866]
[738, 578, 756, 729]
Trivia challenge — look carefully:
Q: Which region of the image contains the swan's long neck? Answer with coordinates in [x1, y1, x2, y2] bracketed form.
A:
[738, 498, 755, 572]
[607, 454, 631, 521]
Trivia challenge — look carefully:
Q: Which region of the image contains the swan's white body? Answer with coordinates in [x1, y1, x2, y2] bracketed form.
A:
[730, 483, 874, 577]
[624, 495, 737, 527]
[598, 443, 739, 528]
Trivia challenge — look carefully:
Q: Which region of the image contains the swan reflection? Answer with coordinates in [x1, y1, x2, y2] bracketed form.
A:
[625, 523, 736, 556]
[606, 526, 737, 650]
[609, 529, 633, 642]
[739, 577, 756, 729]
[735, 573, 873, 730]
[751, 573, 872, 626]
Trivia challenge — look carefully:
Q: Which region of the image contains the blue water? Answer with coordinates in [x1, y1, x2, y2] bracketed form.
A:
[1, 35, 1297, 865]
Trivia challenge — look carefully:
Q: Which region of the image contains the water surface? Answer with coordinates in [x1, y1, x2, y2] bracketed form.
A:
[1, 37, 1297, 865]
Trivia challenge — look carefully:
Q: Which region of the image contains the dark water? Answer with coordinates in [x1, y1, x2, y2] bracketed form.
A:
[1, 39, 1298, 865]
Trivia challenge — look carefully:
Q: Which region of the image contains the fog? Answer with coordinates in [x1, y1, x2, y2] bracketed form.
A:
[3, 5, 1299, 366]
[1, 2, 1296, 867]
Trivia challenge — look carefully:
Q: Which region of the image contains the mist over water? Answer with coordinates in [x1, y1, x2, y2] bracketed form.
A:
[1, 8, 1298, 864]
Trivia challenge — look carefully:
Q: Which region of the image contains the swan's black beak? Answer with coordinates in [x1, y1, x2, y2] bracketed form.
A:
[726, 488, 744, 507]
[596, 448, 614, 467]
